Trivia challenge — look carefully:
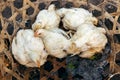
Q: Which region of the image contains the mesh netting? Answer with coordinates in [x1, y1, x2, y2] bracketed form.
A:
[0, 0, 120, 80]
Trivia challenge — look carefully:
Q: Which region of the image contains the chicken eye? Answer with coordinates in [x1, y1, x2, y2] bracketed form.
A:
[79, 52, 83, 55]
[63, 49, 67, 53]
[38, 33, 42, 35]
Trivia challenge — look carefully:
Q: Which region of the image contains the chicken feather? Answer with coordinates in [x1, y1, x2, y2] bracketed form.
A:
[36, 28, 71, 58]
[12, 29, 48, 67]
[32, 4, 60, 31]
[69, 23, 107, 58]
[57, 8, 98, 30]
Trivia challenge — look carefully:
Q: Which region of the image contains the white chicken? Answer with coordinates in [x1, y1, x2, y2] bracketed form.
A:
[68, 22, 107, 58]
[56, 8, 98, 30]
[35, 28, 71, 58]
[12, 29, 48, 67]
[32, 4, 60, 31]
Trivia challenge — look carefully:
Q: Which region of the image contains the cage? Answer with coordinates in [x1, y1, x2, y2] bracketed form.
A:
[0, 0, 120, 80]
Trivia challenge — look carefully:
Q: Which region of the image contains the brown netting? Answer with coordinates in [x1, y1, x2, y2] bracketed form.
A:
[0, 0, 120, 80]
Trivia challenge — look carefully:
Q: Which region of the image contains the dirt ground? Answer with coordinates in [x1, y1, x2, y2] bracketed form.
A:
[0, 0, 120, 80]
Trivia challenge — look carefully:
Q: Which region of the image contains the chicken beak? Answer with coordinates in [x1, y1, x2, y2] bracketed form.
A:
[36, 60, 41, 67]
[93, 17, 98, 25]
[34, 31, 39, 37]
[33, 24, 42, 37]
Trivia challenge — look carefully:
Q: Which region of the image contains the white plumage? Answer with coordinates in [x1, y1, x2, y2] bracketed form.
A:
[12, 29, 48, 67]
[12, 5, 108, 67]
[35, 28, 71, 58]
[56, 8, 98, 30]
[69, 23, 107, 58]
[32, 4, 60, 31]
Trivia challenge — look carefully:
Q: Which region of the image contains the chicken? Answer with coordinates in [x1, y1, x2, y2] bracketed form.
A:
[68, 23, 107, 58]
[12, 29, 48, 67]
[56, 8, 98, 30]
[35, 28, 71, 58]
[32, 4, 60, 31]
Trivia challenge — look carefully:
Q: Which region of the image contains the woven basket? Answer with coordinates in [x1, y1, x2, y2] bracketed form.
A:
[0, 0, 120, 80]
